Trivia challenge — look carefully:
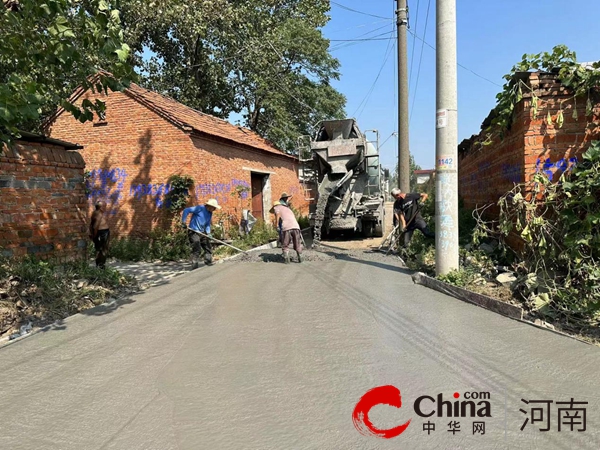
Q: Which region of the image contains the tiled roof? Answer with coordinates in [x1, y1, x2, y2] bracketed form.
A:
[124, 83, 293, 159]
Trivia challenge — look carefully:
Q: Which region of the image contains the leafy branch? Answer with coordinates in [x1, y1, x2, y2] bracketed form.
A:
[490, 45, 600, 134]
[473, 141, 600, 327]
[166, 174, 194, 212]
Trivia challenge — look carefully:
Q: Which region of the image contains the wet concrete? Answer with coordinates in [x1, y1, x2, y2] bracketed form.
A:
[110, 260, 194, 289]
[227, 243, 405, 267]
[0, 252, 599, 449]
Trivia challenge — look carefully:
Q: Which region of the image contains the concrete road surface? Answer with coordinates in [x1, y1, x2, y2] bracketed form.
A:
[1, 252, 600, 450]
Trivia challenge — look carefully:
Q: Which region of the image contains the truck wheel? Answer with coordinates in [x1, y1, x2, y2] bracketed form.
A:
[363, 221, 374, 238]
[374, 222, 383, 237]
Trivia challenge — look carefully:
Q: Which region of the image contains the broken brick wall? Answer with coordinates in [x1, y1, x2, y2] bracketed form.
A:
[459, 72, 600, 215]
[0, 141, 87, 259]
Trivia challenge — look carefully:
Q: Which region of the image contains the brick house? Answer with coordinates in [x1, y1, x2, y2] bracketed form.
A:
[46, 82, 307, 237]
[0, 132, 87, 259]
[458, 71, 600, 213]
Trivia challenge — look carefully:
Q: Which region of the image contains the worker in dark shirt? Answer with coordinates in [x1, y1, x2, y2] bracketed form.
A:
[391, 188, 434, 247]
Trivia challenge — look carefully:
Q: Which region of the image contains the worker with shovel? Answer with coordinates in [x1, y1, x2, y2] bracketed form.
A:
[182, 198, 221, 268]
[271, 197, 303, 264]
[276, 192, 293, 246]
[391, 188, 434, 248]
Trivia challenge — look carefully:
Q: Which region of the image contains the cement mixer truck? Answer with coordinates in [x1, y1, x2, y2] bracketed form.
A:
[307, 119, 386, 244]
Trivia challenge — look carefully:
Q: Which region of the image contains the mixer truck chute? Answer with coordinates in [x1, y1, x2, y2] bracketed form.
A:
[307, 119, 385, 244]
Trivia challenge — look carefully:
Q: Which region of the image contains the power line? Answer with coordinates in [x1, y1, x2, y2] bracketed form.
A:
[264, 41, 320, 115]
[408, 0, 420, 90]
[326, 19, 394, 35]
[353, 33, 396, 119]
[330, 1, 392, 20]
[380, 131, 398, 148]
[328, 30, 395, 52]
[410, 0, 431, 123]
[406, 28, 502, 87]
[329, 24, 395, 50]
[329, 34, 395, 42]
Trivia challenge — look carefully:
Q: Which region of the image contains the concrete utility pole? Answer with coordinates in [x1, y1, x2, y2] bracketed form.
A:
[435, 0, 459, 275]
[396, 0, 410, 192]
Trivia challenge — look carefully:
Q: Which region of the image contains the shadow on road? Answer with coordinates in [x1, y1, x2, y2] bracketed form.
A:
[81, 296, 138, 317]
[323, 251, 413, 275]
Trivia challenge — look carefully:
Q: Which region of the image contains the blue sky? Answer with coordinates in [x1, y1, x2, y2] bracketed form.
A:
[324, 0, 600, 171]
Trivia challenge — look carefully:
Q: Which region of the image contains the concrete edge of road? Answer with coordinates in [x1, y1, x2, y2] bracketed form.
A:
[0, 296, 125, 348]
[412, 272, 593, 346]
[0, 230, 312, 348]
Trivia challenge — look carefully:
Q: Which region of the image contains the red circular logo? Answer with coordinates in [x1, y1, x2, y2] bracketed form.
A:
[352, 385, 412, 439]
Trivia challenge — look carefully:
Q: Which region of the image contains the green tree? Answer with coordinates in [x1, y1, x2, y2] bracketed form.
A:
[0, 0, 133, 142]
[119, 0, 346, 152]
[389, 154, 422, 191]
[118, 0, 235, 117]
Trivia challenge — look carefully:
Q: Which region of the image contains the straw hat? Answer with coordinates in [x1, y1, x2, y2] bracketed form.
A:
[270, 200, 281, 213]
[205, 199, 222, 209]
[279, 192, 293, 199]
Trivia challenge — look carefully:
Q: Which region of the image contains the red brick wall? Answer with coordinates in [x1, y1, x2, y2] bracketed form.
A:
[459, 73, 600, 212]
[48, 90, 193, 237]
[0, 141, 87, 259]
[189, 135, 308, 222]
[47, 90, 307, 237]
[458, 102, 528, 214]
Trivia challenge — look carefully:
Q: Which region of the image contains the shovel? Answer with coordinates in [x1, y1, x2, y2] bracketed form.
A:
[187, 227, 247, 254]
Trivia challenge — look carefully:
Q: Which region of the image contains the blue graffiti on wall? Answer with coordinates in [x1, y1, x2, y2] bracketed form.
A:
[86, 168, 127, 215]
[130, 183, 172, 208]
[536, 157, 578, 179]
[195, 179, 251, 205]
[501, 164, 522, 184]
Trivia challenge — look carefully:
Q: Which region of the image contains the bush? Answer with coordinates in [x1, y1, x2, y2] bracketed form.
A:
[474, 141, 600, 326]
[214, 221, 278, 257]
[0, 255, 135, 335]
[437, 268, 477, 287]
[289, 204, 310, 229]
[108, 228, 190, 262]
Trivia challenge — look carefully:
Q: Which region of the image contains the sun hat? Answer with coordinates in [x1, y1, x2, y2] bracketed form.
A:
[279, 192, 293, 199]
[205, 199, 222, 209]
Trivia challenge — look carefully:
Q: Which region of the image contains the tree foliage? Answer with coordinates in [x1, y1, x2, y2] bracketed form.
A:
[119, 0, 346, 152]
[390, 154, 422, 191]
[0, 0, 134, 142]
[474, 141, 600, 326]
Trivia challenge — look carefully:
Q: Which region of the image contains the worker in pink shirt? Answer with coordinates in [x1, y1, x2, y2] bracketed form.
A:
[271, 197, 303, 264]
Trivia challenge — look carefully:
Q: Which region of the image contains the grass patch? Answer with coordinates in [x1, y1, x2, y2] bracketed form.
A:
[214, 221, 278, 258]
[108, 228, 190, 262]
[0, 256, 136, 337]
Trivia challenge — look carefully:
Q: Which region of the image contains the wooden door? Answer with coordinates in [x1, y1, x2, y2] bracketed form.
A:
[251, 174, 264, 220]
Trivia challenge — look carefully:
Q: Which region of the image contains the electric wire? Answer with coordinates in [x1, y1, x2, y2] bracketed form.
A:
[330, 1, 392, 20]
[409, 0, 431, 123]
[352, 26, 396, 119]
[407, 28, 502, 87]
[408, 0, 420, 90]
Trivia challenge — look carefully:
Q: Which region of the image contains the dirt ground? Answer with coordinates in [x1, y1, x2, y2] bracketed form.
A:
[316, 201, 395, 251]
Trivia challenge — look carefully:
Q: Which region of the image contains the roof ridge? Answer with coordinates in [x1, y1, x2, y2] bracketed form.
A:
[46, 73, 296, 160]
[126, 82, 284, 152]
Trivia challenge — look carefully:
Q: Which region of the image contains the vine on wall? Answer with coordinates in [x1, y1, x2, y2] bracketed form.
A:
[491, 45, 600, 134]
[166, 175, 194, 212]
